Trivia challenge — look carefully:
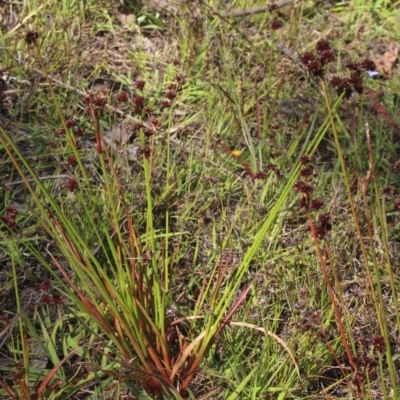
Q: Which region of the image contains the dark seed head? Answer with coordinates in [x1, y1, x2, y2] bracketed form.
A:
[361, 59, 376, 72]
[117, 92, 129, 102]
[271, 20, 283, 30]
[65, 119, 77, 129]
[301, 52, 315, 65]
[134, 80, 145, 91]
[307, 60, 324, 77]
[25, 30, 39, 46]
[254, 171, 268, 180]
[310, 198, 324, 211]
[66, 178, 77, 191]
[315, 39, 331, 53]
[293, 180, 314, 195]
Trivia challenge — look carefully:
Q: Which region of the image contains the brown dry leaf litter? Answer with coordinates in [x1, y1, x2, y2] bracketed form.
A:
[374, 41, 399, 78]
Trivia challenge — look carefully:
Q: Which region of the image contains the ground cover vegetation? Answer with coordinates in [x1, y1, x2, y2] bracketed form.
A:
[0, 0, 399, 398]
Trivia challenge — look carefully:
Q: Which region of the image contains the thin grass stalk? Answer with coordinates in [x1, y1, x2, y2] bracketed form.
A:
[376, 195, 400, 332]
[19, 377, 29, 400]
[21, 322, 31, 398]
[164, 104, 175, 295]
[324, 242, 355, 349]
[359, 185, 395, 359]
[307, 215, 358, 372]
[215, 43, 257, 170]
[366, 124, 400, 329]
[144, 158, 166, 354]
[364, 125, 399, 398]
[193, 277, 209, 316]
[320, 80, 384, 330]
[376, 352, 388, 400]
[9, 242, 30, 391]
[155, 100, 179, 363]
[139, 136, 164, 333]
[262, 76, 285, 142]
[313, 244, 359, 398]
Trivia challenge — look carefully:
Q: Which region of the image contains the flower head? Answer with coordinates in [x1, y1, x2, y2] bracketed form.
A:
[231, 149, 243, 157]
[361, 59, 376, 72]
[294, 180, 314, 195]
[301, 52, 315, 65]
[307, 60, 324, 77]
[25, 30, 38, 46]
[134, 80, 145, 91]
[315, 39, 331, 53]
[271, 20, 283, 30]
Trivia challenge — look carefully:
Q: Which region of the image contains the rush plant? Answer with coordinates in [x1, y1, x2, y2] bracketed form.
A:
[0, 31, 305, 398]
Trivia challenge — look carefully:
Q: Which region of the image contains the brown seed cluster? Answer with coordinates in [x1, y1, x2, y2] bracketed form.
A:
[40, 280, 63, 305]
[330, 59, 375, 97]
[301, 39, 335, 77]
[0, 205, 18, 228]
[66, 177, 77, 191]
[293, 156, 332, 239]
[350, 335, 386, 385]
[25, 30, 39, 46]
[269, 3, 286, 31]
[301, 39, 376, 98]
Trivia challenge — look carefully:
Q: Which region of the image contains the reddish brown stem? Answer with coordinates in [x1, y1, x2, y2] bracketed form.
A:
[307, 215, 358, 372]
[216, 139, 255, 179]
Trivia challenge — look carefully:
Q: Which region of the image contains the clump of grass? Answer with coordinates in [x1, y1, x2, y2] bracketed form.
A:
[0, 28, 302, 399]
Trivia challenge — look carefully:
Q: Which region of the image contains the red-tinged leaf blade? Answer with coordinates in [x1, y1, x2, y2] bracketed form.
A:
[36, 351, 75, 395]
